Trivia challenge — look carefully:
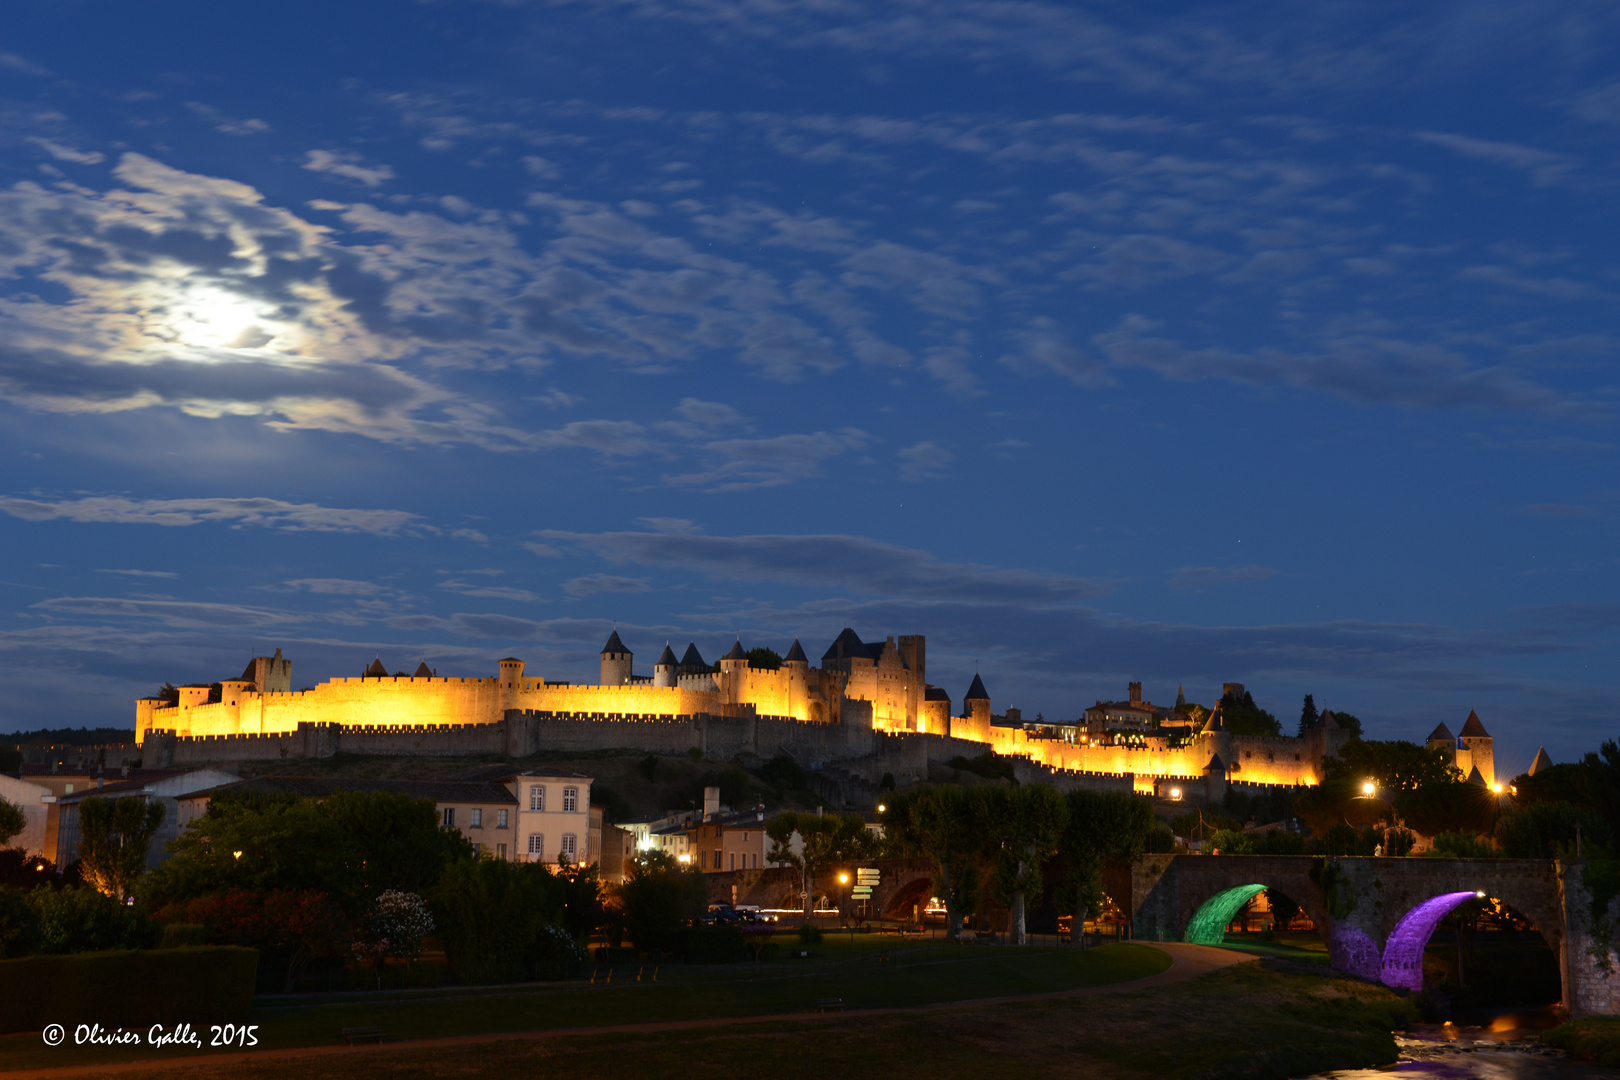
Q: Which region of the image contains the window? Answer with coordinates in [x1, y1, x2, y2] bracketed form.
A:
[729, 852, 735, 870]
[472, 843, 482, 856]
[496, 843, 507, 860]
[442, 807, 456, 828]
[560, 834, 577, 863]
[530, 786, 545, 811]
[563, 786, 578, 812]
[528, 834, 544, 857]
[497, 809, 508, 828]
[471, 808, 483, 828]
[713, 849, 723, 868]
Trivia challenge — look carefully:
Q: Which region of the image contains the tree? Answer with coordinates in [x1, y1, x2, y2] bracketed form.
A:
[614, 850, 706, 953]
[154, 888, 350, 991]
[1220, 690, 1280, 737]
[1323, 739, 1463, 792]
[1058, 789, 1154, 937]
[1495, 801, 1613, 859]
[979, 784, 1067, 945]
[1330, 712, 1364, 738]
[0, 797, 25, 847]
[765, 811, 877, 919]
[745, 647, 782, 670]
[429, 857, 569, 984]
[353, 890, 435, 988]
[145, 788, 472, 916]
[1298, 694, 1318, 736]
[77, 795, 164, 900]
[884, 787, 982, 940]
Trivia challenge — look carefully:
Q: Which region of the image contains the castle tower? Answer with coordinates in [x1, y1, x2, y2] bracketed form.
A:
[783, 639, 809, 721]
[1175, 683, 1185, 710]
[897, 634, 926, 730]
[653, 643, 678, 688]
[1128, 681, 1143, 705]
[244, 649, 291, 694]
[600, 630, 632, 687]
[956, 673, 992, 741]
[1457, 710, 1494, 788]
[718, 639, 748, 704]
[1528, 747, 1554, 776]
[498, 657, 525, 709]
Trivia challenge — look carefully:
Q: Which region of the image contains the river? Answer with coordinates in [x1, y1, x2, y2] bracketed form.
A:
[1307, 1009, 1620, 1078]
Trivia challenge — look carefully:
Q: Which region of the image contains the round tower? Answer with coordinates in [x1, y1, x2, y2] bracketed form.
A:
[653, 643, 678, 688]
[783, 638, 809, 720]
[600, 630, 632, 686]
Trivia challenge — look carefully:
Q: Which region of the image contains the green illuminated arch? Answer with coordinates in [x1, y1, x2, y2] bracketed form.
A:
[1184, 884, 1266, 945]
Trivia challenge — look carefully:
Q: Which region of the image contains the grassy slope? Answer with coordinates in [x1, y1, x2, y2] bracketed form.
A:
[5, 950, 1421, 1080]
[0, 941, 1166, 1071]
[1542, 1017, 1620, 1066]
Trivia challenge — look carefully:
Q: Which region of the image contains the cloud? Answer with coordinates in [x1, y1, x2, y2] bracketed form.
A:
[25, 138, 104, 165]
[279, 578, 392, 596]
[96, 568, 178, 579]
[562, 574, 654, 598]
[660, 429, 872, 492]
[1168, 565, 1280, 589]
[302, 149, 395, 186]
[0, 496, 422, 534]
[33, 596, 309, 628]
[1092, 315, 1588, 417]
[0, 51, 49, 77]
[438, 578, 544, 602]
[184, 102, 272, 136]
[1413, 131, 1578, 188]
[541, 530, 1112, 605]
[897, 441, 953, 482]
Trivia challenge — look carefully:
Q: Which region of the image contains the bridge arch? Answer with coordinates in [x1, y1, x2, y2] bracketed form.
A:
[1184, 884, 1267, 944]
[1379, 890, 1480, 991]
[1157, 857, 1331, 947]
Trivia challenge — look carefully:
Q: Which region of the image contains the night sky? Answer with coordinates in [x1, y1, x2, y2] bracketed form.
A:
[1, 1, 1616, 774]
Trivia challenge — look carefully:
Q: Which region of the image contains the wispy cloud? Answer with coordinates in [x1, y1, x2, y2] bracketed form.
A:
[0, 496, 421, 534]
[542, 529, 1112, 605]
[1168, 565, 1280, 590]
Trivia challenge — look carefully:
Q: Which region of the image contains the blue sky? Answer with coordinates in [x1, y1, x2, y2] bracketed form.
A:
[1, 1, 1616, 773]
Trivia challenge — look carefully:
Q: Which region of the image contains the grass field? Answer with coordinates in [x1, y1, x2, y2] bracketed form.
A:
[10, 955, 1419, 1080]
[1, 938, 1169, 1072]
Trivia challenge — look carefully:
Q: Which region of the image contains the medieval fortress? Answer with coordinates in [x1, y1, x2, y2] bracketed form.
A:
[136, 629, 1498, 796]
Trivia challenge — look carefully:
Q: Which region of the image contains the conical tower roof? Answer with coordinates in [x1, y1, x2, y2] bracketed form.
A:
[679, 643, 707, 670]
[414, 661, 432, 677]
[1202, 703, 1225, 733]
[1528, 746, 1554, 776]
[1458, 710, 1490, 738]
[1466, 764, 1487, 786]
[365, 657, 387, 676]
[601, 629, 629, 655]
[1175, 682, 1185, 708]
[784, 639, 807, 663]
[964, 673, 989, 701]
[822, 627, 868, 661]
[722, 638, 747, 661]
[1204, 752, 1226, 773]
[654, 643, 678, 667]
[1427, 721, 1455, 742]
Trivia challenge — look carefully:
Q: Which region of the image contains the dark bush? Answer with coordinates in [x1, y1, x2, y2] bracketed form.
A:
[0, 946, 258, 1034]
[617, 852, 707, 953]
[797, 923, 823, 944]
[31, 886, 152, 953]
[429, 858, 566, 985]
[670, 924, 746, 963]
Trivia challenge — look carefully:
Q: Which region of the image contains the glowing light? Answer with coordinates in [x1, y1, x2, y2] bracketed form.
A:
[1169, 787, 1182, 800]
[232, 850, 243, 860]
[1362, 781, 1376, 796]
[153, 285, 281, 350]
[839, 873, 849, 884]
[877, 804, 886, 813]
[1491, 783, 1504, 794]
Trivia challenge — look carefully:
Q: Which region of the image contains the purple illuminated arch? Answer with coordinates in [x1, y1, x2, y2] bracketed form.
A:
[1379, 891, 1478, 992]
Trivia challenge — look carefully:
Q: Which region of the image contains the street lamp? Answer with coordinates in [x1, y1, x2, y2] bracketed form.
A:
[1361, 781, 1376, 797]
[838, 872, 852, 939]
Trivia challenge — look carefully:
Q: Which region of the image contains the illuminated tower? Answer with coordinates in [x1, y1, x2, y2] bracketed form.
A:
[600, 630, 632, 687]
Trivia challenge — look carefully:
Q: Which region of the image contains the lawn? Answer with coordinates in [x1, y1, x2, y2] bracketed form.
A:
[1, 938, 1168, 1072]
[17, 957, 1418, 1080]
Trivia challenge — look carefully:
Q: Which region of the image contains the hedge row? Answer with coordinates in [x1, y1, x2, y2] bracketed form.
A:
[0, 946, 259, 1035]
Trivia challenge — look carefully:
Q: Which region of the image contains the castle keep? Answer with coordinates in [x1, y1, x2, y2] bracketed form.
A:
[136, 629, 1411, 794]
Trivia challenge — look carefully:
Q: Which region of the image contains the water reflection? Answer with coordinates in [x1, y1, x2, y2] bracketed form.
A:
[1306, 1009, 1620, 1078]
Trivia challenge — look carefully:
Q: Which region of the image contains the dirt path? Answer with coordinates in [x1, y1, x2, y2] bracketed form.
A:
[9, 943, 1257, 1079]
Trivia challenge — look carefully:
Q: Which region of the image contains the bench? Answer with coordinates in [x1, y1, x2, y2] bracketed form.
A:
[811, 998, 844, 1013]
[342, 1027, 385, 1045]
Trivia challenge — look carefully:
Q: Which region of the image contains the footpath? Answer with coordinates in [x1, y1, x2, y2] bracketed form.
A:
[8, 943, 1256, 1079]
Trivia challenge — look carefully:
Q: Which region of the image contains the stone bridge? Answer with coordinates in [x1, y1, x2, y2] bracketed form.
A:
[705, 858, 938, 920]
[1127, 854, 1620, 1016]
